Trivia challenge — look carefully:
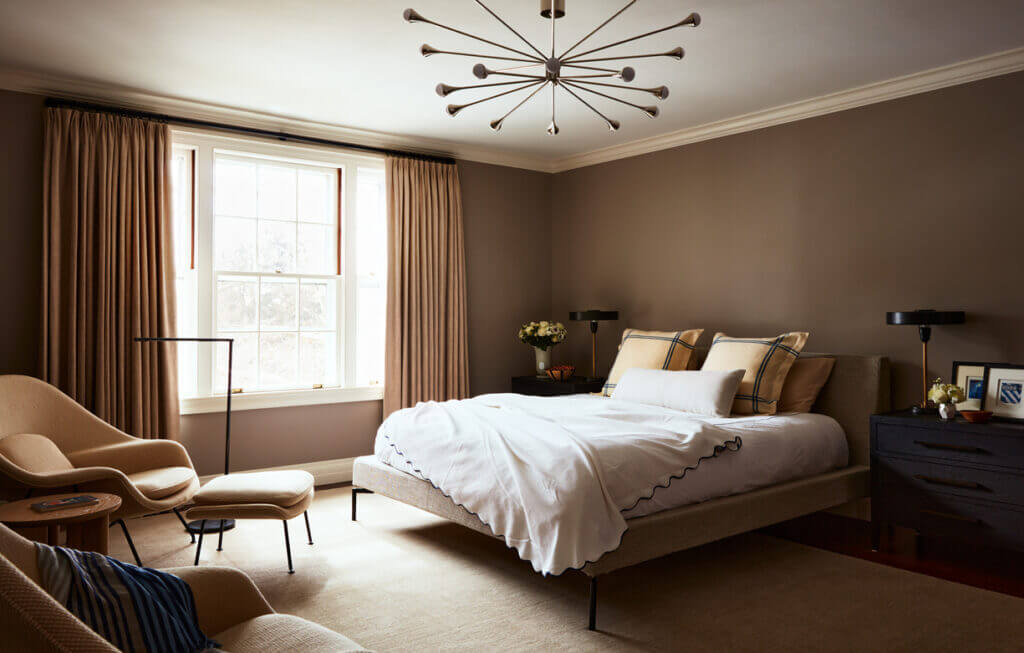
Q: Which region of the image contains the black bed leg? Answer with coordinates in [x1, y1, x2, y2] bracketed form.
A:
[588, 577, 598, 631]
[351, 488, 372, 521]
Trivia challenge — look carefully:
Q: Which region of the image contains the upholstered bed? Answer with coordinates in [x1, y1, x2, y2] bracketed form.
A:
[351, 353, 890, 629]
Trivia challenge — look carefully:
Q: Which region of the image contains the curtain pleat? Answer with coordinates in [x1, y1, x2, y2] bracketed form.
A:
[42, 107, 179, 439]
[384, 156, 469, 416]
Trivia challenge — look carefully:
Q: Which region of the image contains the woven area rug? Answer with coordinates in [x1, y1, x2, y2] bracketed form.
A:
[114, 486, 1024, 652]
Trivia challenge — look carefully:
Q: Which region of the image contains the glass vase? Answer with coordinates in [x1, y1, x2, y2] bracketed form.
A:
[534, 347, 552, 377]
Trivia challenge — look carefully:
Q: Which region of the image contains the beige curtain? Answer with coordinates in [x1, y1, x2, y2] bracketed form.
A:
[384, 156, 469, 415]
[42, 107, 179, 440]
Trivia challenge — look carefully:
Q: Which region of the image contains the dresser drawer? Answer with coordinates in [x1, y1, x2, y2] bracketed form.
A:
[873, 455, 1024, 507]
[874, 422, 1024, 470]
[873, 488, 1024, 551]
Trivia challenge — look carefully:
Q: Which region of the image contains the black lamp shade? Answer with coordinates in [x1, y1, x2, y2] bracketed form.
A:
[886, 309, 965, 326]
[569, 310, 619, 322]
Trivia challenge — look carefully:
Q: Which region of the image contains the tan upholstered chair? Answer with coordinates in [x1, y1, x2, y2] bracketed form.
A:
[0, 523, 371, 652]
[0, 375, 200, 565]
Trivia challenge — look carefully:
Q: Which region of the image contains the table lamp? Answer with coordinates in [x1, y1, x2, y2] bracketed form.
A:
[885, 309, 965, 414]
[569, 310, 619, 380]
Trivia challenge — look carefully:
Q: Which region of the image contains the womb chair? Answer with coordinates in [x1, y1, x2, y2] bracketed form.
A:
[0, 375, 200, 566]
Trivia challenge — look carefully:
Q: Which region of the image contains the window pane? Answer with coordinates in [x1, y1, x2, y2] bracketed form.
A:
[259, 277, 298, 330]
[356, 278, 385, 386]
[297, 223, 334, 275]
[258, 164, 296, 220]
[215, 216, 257, 271]
[175, 275, 198, 398]
[214, 333, 258, 392]
[260, 332, 298, 388]
[356, 168, 387, 279]
[298, 169, 332, 224]
[299, 279, 333, 330]
[216, 276, 258, 331]
[171, 151, 193, 272]
[300, 332, 336, 386]
[257, 219, 296, 272]
[215, 158, 257, 217]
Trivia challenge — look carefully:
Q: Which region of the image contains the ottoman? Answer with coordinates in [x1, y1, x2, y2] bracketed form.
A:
[185, 470, 315, 573]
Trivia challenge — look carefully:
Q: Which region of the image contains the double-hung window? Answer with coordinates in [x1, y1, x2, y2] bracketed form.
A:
[170, 131, 386, 413]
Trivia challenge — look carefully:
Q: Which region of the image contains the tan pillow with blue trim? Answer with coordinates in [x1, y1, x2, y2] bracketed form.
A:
[602, 328, 703, 396]
[701, 332, 809, 415]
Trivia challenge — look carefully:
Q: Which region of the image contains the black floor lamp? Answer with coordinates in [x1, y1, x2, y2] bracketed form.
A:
[135, 336, 236, 535]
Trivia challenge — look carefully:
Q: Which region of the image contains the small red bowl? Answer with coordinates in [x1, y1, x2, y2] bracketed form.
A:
[960, 410, 993, 424]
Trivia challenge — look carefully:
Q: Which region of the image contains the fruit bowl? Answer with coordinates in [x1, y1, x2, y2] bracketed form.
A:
[546, 365, 575, 381]
[960, 410, 993, 424]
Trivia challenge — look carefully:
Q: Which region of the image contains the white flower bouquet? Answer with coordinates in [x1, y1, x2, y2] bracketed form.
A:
[518, 320, 567, 351]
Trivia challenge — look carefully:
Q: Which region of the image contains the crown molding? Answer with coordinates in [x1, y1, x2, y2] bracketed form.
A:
[0, 66, 558, 173]
[2, 46, 1022, 176]
[549, 46, 1024, 173]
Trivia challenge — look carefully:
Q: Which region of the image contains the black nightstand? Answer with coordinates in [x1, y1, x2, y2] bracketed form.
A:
[510, 376, 605, 396]
[870, 410, 1024, 554]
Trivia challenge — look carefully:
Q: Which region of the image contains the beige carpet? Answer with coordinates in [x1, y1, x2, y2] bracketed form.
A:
[113, 487, 1024, 652]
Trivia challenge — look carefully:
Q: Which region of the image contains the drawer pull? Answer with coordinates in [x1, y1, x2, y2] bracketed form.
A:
[913, 474, 988, 491]
[913, 440, 988, 454]
[919, 509, 982, 524]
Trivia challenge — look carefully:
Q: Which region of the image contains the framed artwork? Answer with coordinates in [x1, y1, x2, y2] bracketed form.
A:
[952, 361, 988, 411]
[983, 364, 1024, 422]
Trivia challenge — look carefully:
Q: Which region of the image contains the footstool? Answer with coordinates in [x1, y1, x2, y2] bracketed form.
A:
[185, 470, 315, 573]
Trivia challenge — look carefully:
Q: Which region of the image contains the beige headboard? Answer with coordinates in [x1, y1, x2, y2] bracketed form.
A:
[688, 349, 891, 468]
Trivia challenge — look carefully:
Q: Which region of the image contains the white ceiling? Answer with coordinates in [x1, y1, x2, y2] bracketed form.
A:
[1, 0, 1023, 165]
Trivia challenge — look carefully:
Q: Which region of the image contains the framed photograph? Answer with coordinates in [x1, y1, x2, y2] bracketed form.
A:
[952, 361, 988, 411]
[983, 364, 1024, 422]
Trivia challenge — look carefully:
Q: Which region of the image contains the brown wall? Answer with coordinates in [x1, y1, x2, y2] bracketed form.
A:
[0, 90, 44, 376]
[551, 71, 1024, 410]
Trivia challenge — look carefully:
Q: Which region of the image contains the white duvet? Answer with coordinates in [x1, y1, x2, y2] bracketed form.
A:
[374, 393, 743, 575]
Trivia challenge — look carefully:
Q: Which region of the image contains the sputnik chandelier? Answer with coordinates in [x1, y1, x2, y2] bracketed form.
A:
[404, 1, 700, 133]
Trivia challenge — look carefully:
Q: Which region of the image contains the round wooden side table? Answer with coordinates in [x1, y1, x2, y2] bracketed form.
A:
[0, 493, 122, 555]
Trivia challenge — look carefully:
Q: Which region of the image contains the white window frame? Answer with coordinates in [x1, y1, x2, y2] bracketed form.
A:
[172, 129, 385, 414]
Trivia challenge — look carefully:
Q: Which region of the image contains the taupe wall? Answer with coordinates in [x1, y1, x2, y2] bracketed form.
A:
[0, 90, 44, 375]
[0, 90, 551, 474]
[551, 71, 1024, 410]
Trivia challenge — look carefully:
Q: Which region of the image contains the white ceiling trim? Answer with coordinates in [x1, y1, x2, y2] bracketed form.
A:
[1, 46, 1022, 175]
[0, 66, 557, 173]
[549, 46, 1024, 172]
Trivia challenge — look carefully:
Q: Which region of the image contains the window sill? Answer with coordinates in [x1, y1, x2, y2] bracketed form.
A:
[180, 386, 384, 415]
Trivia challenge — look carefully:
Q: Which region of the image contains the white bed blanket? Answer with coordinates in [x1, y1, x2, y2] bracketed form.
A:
[374, 393, 741, 575]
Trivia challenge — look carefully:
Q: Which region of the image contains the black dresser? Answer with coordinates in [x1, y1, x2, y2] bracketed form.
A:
[510, 376, 605, 396]
[870, 411, 1024, 553]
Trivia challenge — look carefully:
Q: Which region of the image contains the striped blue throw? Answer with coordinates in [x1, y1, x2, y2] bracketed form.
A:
[36, 543, 219, 652]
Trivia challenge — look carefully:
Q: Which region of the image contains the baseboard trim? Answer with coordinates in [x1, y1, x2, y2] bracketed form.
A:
[198, 457, 355, 487]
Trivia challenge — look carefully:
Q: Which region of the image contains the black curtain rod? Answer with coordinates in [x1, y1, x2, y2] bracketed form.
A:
[44, 97, 456, 164]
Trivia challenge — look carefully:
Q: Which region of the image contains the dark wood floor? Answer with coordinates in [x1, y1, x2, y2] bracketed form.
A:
[764, 512, 1024, 599]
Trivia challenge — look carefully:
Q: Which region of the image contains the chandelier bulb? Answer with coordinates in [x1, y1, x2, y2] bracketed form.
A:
[421, 44, 438, 57]
[436, 83, 454, 97]
[680, 12, 700, 27]
[608, 119, 621, 131]
[403, 8, 425, 23]
[546, 121, 560, 136]
[446, 104, 464, 117]
[619, 67, 635, 82]
[666, 47, 684, 60]
[642, 106, 659, 118]
[473, 64, 489, 79]
[654, 86, 669, 100]
[490, 118, 504, 131]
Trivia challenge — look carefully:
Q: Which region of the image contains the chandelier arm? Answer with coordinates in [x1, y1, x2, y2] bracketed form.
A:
[559, 73, 619, 79]
[472, 0, 547, 60]
[427, 48, 542, 64]
[558, 0, 638, 60]
[558, 83, 620, 130]
[562, 80, 656, 114]
[561, 63, 621, 73]
[419, 17, 544, 61]
[563, 16, 699, 63]
[454, 80, 546, 112]
[494, 63, 545, 72]
[494, 81, 550, 126]
[568, 51, 683, 64]
[442, 79, 552, 95]
[482, 70, 548, 79]
[566, 79, 666, 98]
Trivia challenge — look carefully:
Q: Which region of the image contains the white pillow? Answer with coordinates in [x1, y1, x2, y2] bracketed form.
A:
[611, 368, 746, 417]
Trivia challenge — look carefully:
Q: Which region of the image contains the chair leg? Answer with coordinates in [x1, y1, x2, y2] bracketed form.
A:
[283, 520, 294, 574]
[172, 508, 196, 544]
[304, 511, 313, 545]
[351, 487, 372, 521]
[217, 519, 225, 552]
[113, 519, 143, 567]
[588, 577, 598, 631]
[194, 520, 206, 566]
